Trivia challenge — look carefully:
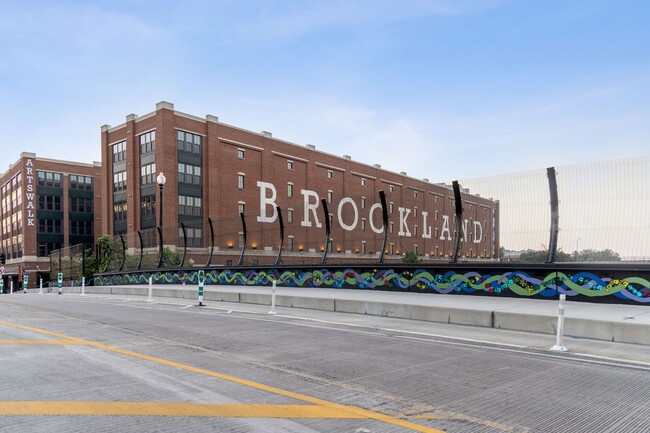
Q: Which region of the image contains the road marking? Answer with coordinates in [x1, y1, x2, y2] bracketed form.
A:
[0, 340, 78, 345]
[0, 320, 444, 433]
[0, 402, 365, 418]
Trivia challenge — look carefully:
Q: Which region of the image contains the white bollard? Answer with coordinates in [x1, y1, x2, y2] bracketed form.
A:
[10, 280, 13, 294]
[81, 277, 86, 296]
[268, 280, 278, 315]
[39, 278, 43, 294]
[147, 276, 153, 302]
[550, 294, 568, 352]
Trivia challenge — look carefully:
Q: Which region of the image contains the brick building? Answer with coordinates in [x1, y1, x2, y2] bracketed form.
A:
[0, 152, 101, 289]
[100, 102, 500, 266]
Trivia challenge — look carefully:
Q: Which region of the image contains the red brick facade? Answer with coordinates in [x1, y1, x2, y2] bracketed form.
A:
[0, 153, 102, 288]
[100, 102, 500, 266]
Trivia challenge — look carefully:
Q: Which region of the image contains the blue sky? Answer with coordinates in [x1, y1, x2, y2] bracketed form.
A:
[1, 0, 648, 182]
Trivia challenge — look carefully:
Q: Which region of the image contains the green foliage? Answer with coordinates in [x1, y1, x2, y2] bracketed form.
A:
[96, 235, 114, 273]
[576, 249, 621, 262]
[507, 248, 619, 263]
[162, 247, 182, 267]
[402, 251, 422, 264]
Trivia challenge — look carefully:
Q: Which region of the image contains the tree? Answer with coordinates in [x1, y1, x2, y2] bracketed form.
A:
[577, 249, 621, 262]
[402, 251, 421, 264]
[96, 235, 114, 273]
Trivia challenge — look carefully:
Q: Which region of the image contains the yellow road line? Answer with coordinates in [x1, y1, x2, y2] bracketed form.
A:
[0, 340, 78, 345]
[0, 402, 365, 418]
[0, 320, 444, 433]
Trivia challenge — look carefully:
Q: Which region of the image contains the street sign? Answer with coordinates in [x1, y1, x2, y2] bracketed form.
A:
[23, 275, 28, 290]
[0, 279, 3, 294]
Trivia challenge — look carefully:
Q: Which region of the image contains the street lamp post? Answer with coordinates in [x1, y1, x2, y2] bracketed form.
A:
[156, 172, 166, 268]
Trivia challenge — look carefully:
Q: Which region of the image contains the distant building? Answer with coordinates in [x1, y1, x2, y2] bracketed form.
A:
[0, 152, 101, 288]
[100, 102, 500, 265]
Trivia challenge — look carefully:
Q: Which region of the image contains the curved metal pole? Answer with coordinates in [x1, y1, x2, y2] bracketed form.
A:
[237, 212, 247, 266]
[180, 222, 188, 268]
[206, 217, 215, 267]
[450, 180, 463, 263]
[275, 206, 284, 265]
[546, 167, 559, 263]
[118, 234, 126, 271]
[156, 226, 164, 268]
[136, 230, 144, 270]
[320, 198, 331, 264]
[378, 190, 389, 263]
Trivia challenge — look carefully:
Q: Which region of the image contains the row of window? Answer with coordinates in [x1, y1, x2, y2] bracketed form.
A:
[141, 196, 156, 218]
[33, 172, 93, 189]
[114, 202, 127, 221]
[113, 171, 127, 192]
[70, 220, 93, 236]
[37, 171, 62, 188]
[69, 175, 93, 190]
[178, 163, 201, 185]
[178, 131, 202, 154]
[112, 141, 126, 162]
[140, 131, 156, 154]
[140, 163, 157, 186]
[178, 195, 202, 216]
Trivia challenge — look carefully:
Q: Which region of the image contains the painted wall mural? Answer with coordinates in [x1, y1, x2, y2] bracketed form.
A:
[94, 267, 650, 304]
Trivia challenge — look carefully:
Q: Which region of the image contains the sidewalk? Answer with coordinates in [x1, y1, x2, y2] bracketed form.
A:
[67, 283, 650, 346]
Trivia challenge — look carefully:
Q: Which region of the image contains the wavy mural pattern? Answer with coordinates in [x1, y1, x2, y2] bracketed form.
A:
[94, 268, 650, 303]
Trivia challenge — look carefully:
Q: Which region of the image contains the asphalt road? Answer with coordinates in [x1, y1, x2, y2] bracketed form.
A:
[1, 293, 649, 433]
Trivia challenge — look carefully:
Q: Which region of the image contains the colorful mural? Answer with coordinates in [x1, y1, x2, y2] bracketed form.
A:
[94, 267, 650, 304]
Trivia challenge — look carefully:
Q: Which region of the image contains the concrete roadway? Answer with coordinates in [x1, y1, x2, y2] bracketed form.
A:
[1, 290, 649, 433]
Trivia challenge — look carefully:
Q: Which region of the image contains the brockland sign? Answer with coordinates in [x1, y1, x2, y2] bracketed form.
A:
[256, 181, 484, 244]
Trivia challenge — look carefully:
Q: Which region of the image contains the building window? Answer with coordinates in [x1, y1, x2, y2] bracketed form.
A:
[37, 171, 62, 188]
[140, 196, 156, 218]
[287, 208, 294, 224]
[414, 206, 418, 217]
[113, 202, 127, 221]
[389, 202, 393, 214]
[361, 178, 366, 186]
[113, 171, 127, 192]
[178, 195, 202, 217]
[327, 170, 333, 179]
[70, 220, 93, 236]
[361, 241, 366, 254]
[177, 130, 202, 154]
[288, 236, 294, 251]
[327, 190, 333, 203]
[139, 131, 156, 154]
[361, 196, 366, 209]
[414, 191, 418, 198]
[70, 197, 93, 213]
[38, 195, 61, 211]
[238, 202, 245, 214]
[237, 149, 245, 159]
[38, 219, 62, 234]
[141, 163, 157, 185]
[179, 227, 203, 247]
[287, 160, 293, 170]
[112, 141, 126, 162]
[69, 175, 93, 190]
[178, 163, 201, 185]
[389, 185, 394, 192]
[287, 183, 293, 198]
[238, 173, 245, 190]
[361, 218, 366, 231]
